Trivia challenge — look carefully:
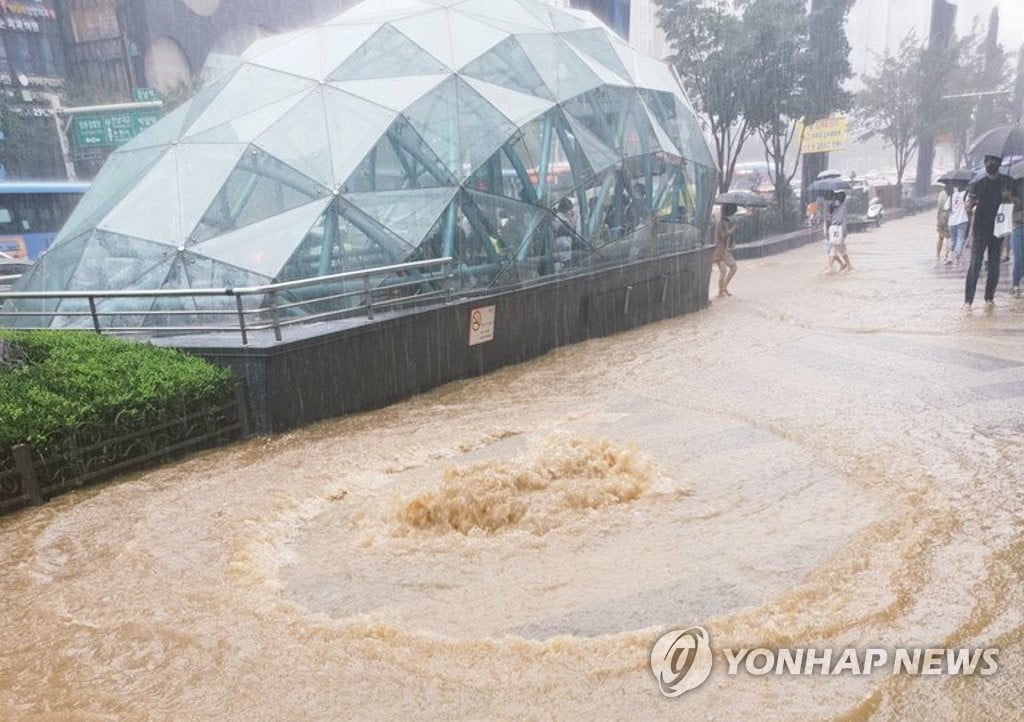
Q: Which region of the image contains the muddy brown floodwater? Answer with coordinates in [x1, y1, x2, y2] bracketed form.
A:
[1, 214, 1022, 719]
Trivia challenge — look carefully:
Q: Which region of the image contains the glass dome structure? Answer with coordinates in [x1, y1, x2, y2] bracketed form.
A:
[15, 0, 717, 324]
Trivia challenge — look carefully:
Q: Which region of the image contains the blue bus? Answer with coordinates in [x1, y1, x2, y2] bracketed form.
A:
[0, 181, 90, 261]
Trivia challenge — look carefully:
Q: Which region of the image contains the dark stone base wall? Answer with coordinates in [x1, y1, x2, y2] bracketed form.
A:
[177, 248, 714, 434]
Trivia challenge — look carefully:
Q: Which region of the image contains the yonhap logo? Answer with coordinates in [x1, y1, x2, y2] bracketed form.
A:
[650, 626, 714, 697]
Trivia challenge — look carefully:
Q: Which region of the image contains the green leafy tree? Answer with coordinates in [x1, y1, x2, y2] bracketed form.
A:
[856, 33, 927, 195]
[657, 0, 753, 193]
[800, 0, 855, 190]
[741, 0, 810, 225]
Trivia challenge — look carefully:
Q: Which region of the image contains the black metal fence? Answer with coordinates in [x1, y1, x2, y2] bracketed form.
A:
[0, 383, 250, 515]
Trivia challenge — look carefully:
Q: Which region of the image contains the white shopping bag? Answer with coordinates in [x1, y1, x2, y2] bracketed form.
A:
[994, 203, 1014, 238]
[828, 224, 843, 245]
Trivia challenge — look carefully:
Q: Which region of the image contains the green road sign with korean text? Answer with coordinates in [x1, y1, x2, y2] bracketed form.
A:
[72, 108, 162, 149]
[132, 87, 160, 102]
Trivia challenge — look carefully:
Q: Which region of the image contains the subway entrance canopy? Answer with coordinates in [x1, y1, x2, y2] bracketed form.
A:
[14, 0, 717, 324]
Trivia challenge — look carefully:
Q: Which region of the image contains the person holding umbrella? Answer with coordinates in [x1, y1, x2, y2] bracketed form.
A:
[964, 155, 1013, 312]
[711, 192, 768, 297]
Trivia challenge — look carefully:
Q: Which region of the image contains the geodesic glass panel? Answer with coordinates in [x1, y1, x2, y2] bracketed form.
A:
[561, 28, 631, 81]
[344, 117, 456, 192]
[330, 24, 447, 81]
[403, 77, 518, 179]
[56, 146, 167, 244]
[515, 33, 602, 102]
[193, 147, 330, 243]
[460, 36, 553, 100]
[18, 0, 717, 326]
[194, 197, 332, 276]
[345, 187, 458, 247]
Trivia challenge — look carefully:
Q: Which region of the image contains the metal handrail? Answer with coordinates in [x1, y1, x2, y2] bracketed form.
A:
[0, 258, 454, 346]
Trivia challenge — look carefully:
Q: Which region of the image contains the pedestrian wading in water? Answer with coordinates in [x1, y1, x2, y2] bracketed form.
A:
[713, 203, 738, 297]
[825, 191, 852, 272]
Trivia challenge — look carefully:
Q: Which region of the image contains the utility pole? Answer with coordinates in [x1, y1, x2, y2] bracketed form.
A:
[914, 0, 957, 198]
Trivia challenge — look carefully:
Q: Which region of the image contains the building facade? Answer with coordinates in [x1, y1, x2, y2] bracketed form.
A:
[0, 0, 66, 178]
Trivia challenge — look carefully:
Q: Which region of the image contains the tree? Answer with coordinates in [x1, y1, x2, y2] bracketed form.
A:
[657, 0, 754, 193]
[741, 0, 810, 225]
[856, 34, 927, 195]
[0, 90, 62, 180]
[941, 19, 1013, 168]
[800, 0, 855, 193]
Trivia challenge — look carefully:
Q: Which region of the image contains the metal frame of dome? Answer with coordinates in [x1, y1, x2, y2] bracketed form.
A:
[14, 0, 717, 327]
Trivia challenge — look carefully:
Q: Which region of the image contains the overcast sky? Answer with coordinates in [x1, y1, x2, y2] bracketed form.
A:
[847, 0, 1024, 80]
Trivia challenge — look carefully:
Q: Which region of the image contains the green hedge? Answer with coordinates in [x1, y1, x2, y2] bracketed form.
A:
[0, 331, 232, 449]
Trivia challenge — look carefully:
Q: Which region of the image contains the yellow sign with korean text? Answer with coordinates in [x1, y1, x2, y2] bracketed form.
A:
[798, 116, 847, 154]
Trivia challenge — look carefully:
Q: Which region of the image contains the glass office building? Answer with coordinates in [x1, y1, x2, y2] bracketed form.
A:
[13, 0, 716, 324]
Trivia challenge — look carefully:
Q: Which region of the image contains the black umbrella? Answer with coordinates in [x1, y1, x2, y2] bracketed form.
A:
[937, 168, 974, 184]
[714, 191, 769, 208]
[967, 123, 1024, 159]
[807, 178, 852, 194]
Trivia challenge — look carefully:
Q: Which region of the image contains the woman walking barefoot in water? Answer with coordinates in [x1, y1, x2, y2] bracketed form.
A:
[713, 203, 738, 296]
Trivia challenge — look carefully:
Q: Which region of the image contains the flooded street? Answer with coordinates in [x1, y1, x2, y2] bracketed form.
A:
[1, 214, 1022, 719]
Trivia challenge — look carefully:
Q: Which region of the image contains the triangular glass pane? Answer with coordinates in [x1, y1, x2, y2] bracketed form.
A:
[447, 12, 510, 69]
[632, 52, 682, 95]
[344, 187, 458, 247]
[186, 65, 316, 137]
[563, 110, 621, 175]
[460, 36, 553, 100]
[181, 251, 272, 290]
[97, 150, 183, 245]
[344, 117, 456, 192]
[56, 147, 168, 244]
[329, 24, 447, 81]
[183, 91, 307, 144]
[192, 147, 331, 243]
[466, 148, 521, 199]
[176, 143, 249, 242]
[403, 77, 518, 179]
[118, 99, 194, 153]
[642, 102, 681, 157]
[70, 232, 175, 291]
[242, 28, 313, 61]
[621, 102, 652, 159]
[461, 77, 554, 127]
[329, 74, 448, 112]
[514, 34, 603, 102]
[561, 29, 631, 80]
[277, 199, 410, 281]
[250, 25, 378, 80]
[389, 10, 456, 68]
[324, 87, 400, 189]
[464, 189, 547, 258]
[13, 232, 91, 294]
[675, 98, 715, 167]
[456, 0, 550, 32]
[567, 42, 631, 87]
[255, 89, 333, 186]
[245, 28, 321, 78]
[193, 197, 331, 277]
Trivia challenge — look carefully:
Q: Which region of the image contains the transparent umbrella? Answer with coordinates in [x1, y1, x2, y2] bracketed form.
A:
[967, 123, 1024, 159]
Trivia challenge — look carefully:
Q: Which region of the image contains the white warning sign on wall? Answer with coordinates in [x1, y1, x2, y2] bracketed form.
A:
[468, 305, 496, 346]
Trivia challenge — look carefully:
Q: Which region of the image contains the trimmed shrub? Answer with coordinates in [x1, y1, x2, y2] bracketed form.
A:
[0, 331, 232, 449]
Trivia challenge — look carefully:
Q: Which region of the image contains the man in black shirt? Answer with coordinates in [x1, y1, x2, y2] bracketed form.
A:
[965, 155, 1012, 311]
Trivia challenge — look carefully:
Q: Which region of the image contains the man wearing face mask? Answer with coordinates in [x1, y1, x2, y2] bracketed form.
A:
[964, 155, 1013, 312]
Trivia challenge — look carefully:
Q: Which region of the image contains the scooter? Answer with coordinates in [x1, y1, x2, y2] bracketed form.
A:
[867, 198, 884, 227]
